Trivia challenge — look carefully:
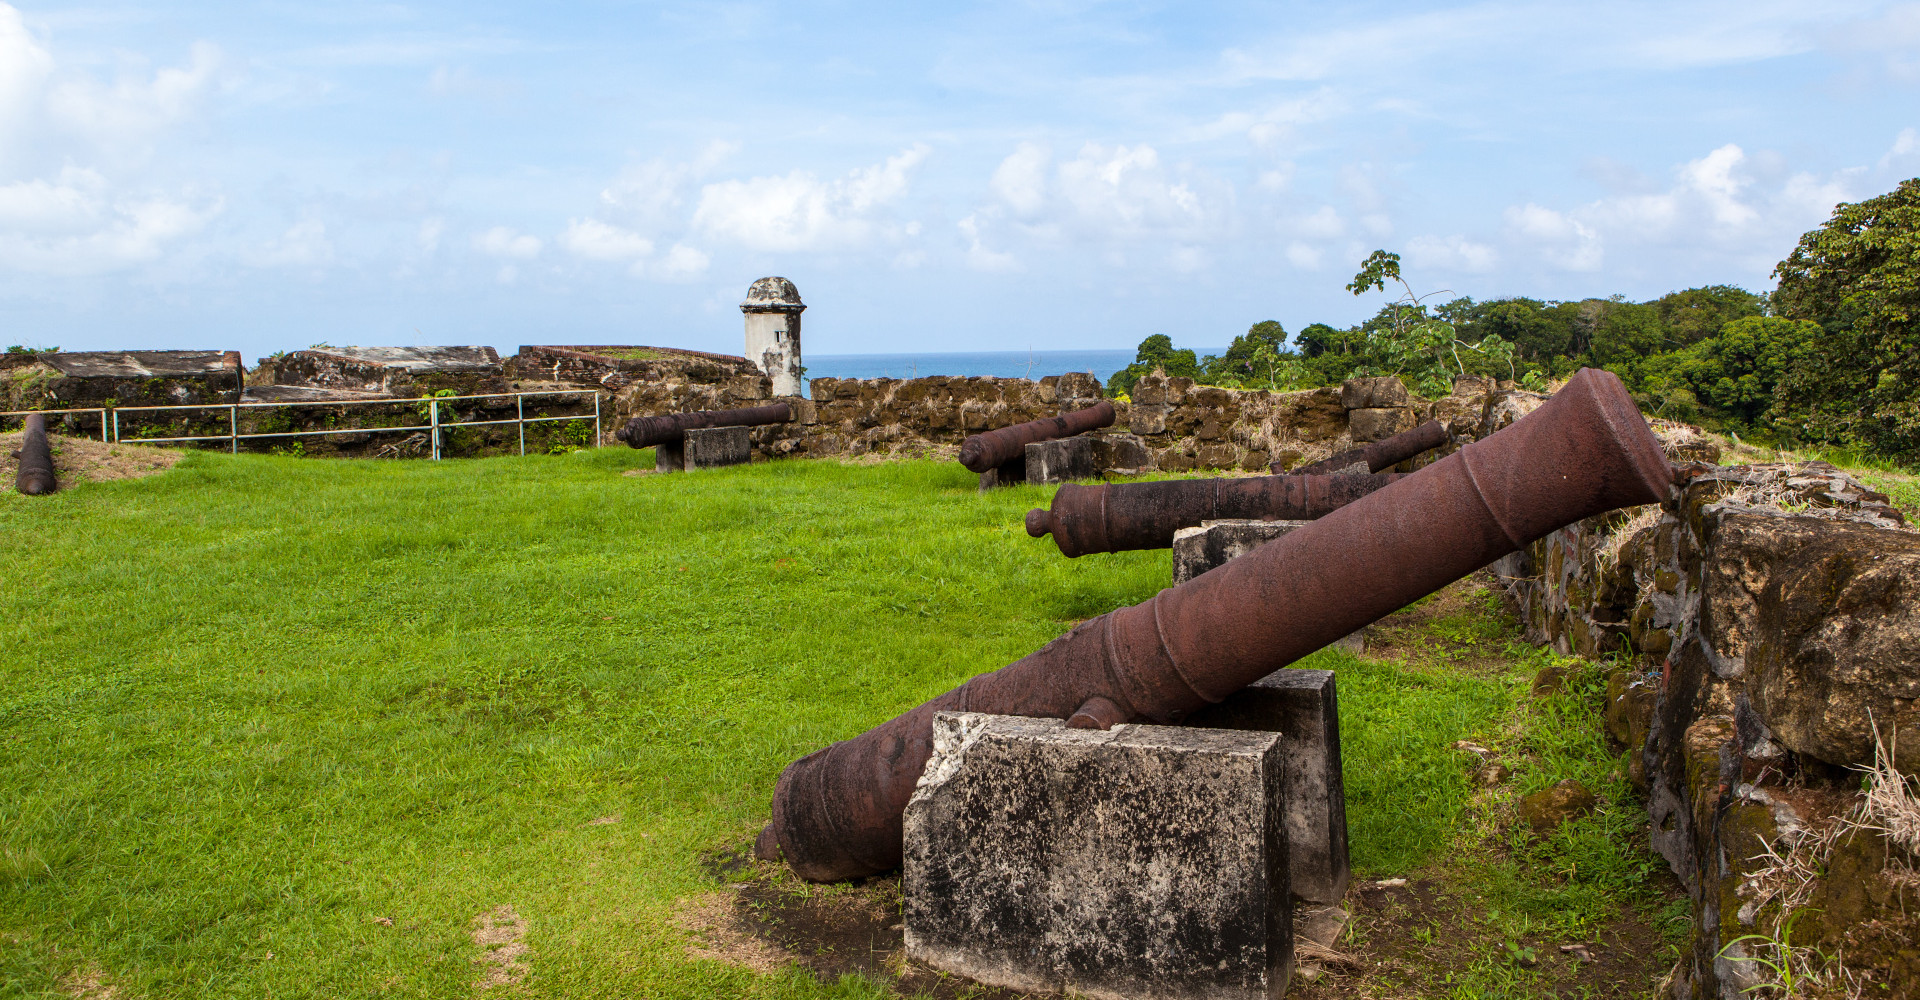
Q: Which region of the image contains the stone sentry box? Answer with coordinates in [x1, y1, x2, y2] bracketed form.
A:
[656, 426, 751, 472]
[905, 712, 1293, 1000]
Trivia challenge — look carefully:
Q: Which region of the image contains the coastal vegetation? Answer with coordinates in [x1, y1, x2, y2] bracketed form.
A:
[1109, 177, 1920, 464]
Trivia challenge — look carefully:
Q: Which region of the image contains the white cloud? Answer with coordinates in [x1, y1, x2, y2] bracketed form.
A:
[474, 226, 542, 258]
[959, 211, 1017, 272]
[559, 218, 653, 261]
[1285, 241, 1322, 269]
[249, 219, 332, 269]
[1504, 203, 1603, 271]
[980, 141, 1231, 249]
[0, 175, 213, 274]
[1822, 3, 1920, 81]
[1406, 234, 1498, 273]
[1496, 143, 1866, 277]
[990, 142, 1049, 216]
[45, 40, 222, 151]
[1882, 126, 1920, 169]
[650, 243, 709, 280]
[692, 143, 929, 252]
[601, 140, 739, 231]
[1291, 205, 1345, 240]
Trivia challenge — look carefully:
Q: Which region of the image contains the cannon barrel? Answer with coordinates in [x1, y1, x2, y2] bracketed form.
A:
[1277, 419, 1448, 475]
[1024, 473, 1405, 557]
[958, 400, 1116, 473]
[612, 402, 793, 449]
[759, 368, 1672, 881]
[14, 413, 56, 496]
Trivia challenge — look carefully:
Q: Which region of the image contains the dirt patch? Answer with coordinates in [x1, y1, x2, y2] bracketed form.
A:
[469, 904, 531, 988]
[1, 432, 180, 494]
[1361, 574, 1519, 675]
[1285, 875, 1679, 998]
[676, 852, 1033, 998]
[58, 967, 116, 999]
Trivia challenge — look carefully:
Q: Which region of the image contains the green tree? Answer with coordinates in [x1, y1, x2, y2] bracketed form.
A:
[1105, 334, 1201, 396]
[1343, 250, 1517, 396]
[1202, 321, 1287, 383]
[1650, 284, 1766, 346]
[1772, 177, 1920, 461]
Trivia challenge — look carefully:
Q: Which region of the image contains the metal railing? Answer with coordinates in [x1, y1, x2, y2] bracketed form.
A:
[6, 390, 602, 459]
[0, 406, 111, 442]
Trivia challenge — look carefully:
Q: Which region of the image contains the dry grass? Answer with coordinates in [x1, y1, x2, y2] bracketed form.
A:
[0, 431, 180, 494]
[1855, 719, 1920, 859]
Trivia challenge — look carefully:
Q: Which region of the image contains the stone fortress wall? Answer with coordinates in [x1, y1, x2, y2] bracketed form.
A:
[1497, 459, 1918, 996]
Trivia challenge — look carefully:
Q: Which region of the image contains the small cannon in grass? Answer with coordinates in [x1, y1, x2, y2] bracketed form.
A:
[758, 369, 1674, 882]
[959, 400, 1117, 487]
[13, 413, 56, 496]
[613, 402, 793, 472]
[1275, 419, 1448, 476]
[1023, 473, 1405, 557]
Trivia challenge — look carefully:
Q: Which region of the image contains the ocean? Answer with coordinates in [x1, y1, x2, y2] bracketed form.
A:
[802, 349, 1228, 387]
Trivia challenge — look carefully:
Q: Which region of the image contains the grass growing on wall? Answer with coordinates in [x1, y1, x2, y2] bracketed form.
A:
[2, 451, 1659, 998]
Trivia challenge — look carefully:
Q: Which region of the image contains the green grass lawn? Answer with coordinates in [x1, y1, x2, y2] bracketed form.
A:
[1, 449, 1643, 998]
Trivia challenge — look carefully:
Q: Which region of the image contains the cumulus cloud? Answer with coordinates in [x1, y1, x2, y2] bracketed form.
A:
[0, 5, 221, 275]
[1499, 143, 1858, 275]
[559, 218, 654, 261]
[474, 226, 542, 258]
[690, 144, 929, 252]
[249, 219, 332, 269]
[0, 166, 213, 274]
[1407, 234, 1498, 273]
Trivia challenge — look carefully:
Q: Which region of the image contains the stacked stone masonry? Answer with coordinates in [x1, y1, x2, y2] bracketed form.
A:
[610, 368, 1562, 471]
[1495, 463, 1918, 998]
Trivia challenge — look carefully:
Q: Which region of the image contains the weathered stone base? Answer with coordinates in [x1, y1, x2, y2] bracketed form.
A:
[658, 425, 752, 472]
[1092, 432, 1155, 475]
[1173, 519, 1366, 655]
[1025, 436, 1095, 484]
[905, 712, 1292, 1000]
[1185, 669, 1351, 904]
[977, 454, 1025, 490]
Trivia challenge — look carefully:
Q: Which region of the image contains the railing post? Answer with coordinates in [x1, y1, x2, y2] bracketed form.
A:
[518, 394, 525, 456]
[594, 393, 602, 448]
[430, 397, 440, 461]
[230, 405, 239, 454]
[99, 408, 108, 444]
[111, 407, 118, 444]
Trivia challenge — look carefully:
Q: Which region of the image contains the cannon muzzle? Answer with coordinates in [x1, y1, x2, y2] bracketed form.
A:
[958, 400, 1115, 473]
[613, 402, 793, 449]
[14, 413, 56, 496]
[761, 368, 1672, 881]
[1277, 419, 1447, 475]
[1025, 473, 1405, 557]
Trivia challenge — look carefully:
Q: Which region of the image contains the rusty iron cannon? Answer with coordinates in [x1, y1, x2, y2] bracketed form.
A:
[13, 413, 56, 496]
[1276, 418, 1448, 475]
[612, 402, 793, 449]
[1024, 473, 1405, 557]
[758, 368, 1672, 881]
[958, 400, 1116, 474]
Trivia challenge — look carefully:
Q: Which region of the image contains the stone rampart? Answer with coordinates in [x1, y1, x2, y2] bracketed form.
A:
[1495, 465, 1918, 997]
[609, 369, 1565, 470]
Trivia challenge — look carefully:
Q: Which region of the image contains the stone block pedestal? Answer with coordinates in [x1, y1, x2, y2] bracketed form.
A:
[1185, 669, 1351, 904]
[1024, 436, 1095, 484]
[977, 454, 1026, 490]
[905, 712, 1292, 1000]
[657, 425, 751, 472]
[1173, 519, 1366, 655]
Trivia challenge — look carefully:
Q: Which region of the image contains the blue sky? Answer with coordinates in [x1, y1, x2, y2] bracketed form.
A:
[2, 2, 1917, 363]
